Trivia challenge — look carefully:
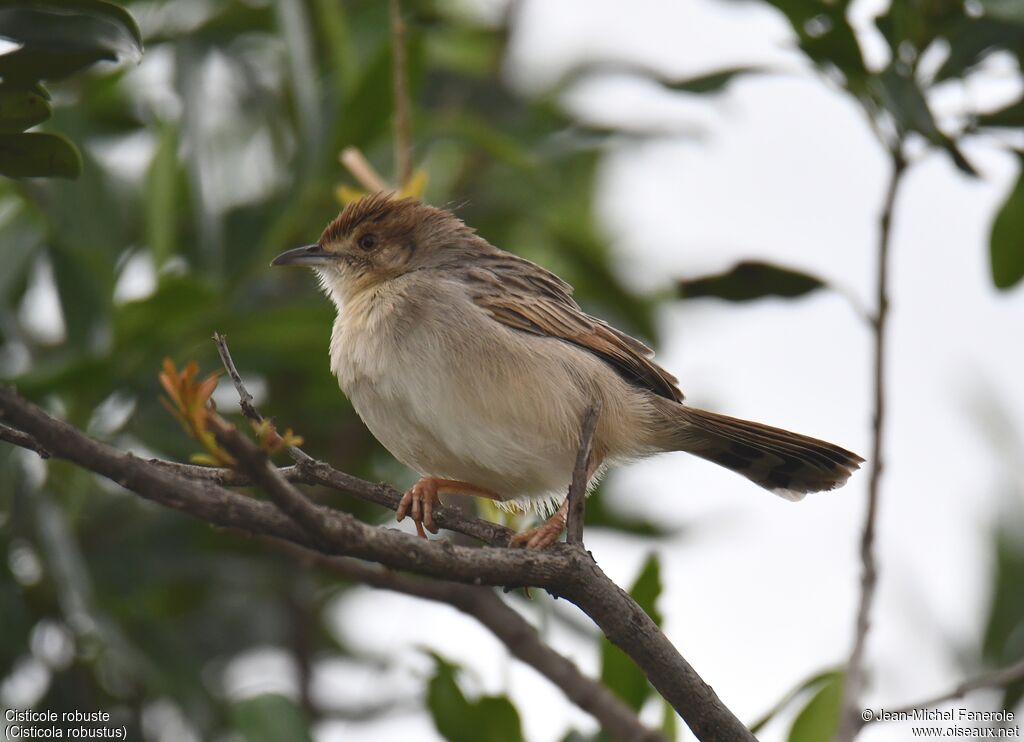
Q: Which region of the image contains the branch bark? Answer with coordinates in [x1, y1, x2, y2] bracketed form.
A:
[275, 543, 665, 742]
[1, 421, 49, 458]
[836, 145, 907, 742]
[0, 386, 754, 741]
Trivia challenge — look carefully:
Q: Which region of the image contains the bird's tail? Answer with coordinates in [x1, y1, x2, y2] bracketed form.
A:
[654, 403, 864, 500]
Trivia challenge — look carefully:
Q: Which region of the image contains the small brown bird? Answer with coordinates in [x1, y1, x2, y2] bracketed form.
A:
[272, 194, 863, 548]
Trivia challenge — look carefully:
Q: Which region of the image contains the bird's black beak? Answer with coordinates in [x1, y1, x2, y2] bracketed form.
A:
[271, 244, 335, 267]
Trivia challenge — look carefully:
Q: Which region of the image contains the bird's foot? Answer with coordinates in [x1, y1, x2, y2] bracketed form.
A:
[510, 504, 567, 550]
[396, 477, 441, 538]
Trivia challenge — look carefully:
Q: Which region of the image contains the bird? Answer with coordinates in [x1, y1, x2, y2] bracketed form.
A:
[271, 194, 863, 548]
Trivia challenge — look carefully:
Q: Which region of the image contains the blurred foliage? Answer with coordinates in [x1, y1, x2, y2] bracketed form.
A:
[1, 0, 1022, 739]
[982, 520, 1024, 710]
[677, 261, 827, 303]
[741, 0, 1024, 289]
[231, 693, 315, 742]
[599, 553, 663, 712]
[426, 653, 523, 742]
[749, 668, 843, 735]
[786, 671, 843, 742]
[990, 153, 1024, 289]
[0, 0, 143, 178]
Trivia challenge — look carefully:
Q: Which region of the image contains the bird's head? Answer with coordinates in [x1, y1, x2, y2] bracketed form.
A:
[271, 193, 478, 303]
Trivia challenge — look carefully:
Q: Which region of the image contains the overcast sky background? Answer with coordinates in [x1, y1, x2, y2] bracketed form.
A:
[300, 0, 1024, 740]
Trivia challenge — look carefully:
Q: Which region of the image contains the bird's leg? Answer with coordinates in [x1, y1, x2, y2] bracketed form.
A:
[396, 477, 500, 538]
[509, 452, 603, 549]
[509, 499, 569, 550]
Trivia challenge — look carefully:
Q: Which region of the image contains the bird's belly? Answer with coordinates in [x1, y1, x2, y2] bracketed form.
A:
[345, 368, 577, 503]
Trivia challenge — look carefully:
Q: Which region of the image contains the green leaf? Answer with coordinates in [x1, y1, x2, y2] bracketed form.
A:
[678, 261, 827, 302]
[873, 0, 962, 58]
[981, 523, 1024, 708]
[875, 65, 977, 176]
[750, 668, 842, 733]
[426, 654, 523, 742]
[600, 554, 662, 710]
[787, 672, 843, 742]
[230, 694, 314, 742]
[977, 97, 1024, 129]
[662, 67, 760, 94]
[0, 1, 142, 83]
[756, 0, 868, 93]
[0, 132, 81, 178]
[935, 18, 1024, 81]
[990, 155, 1024, 290]
[0, 85, 53, 133]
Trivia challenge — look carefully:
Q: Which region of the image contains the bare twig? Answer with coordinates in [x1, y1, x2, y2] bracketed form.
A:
[147, 459, 300, 486]
[340, 148, 391, 193]
[213, 332, 312, 465]
[1, 422, 49, 458]
[0, 386, 755, 741]
[866, 658, 1024, 722]
[566, 400, 601, 546]
[389, 0, 412, 186]
[275, 543, 665, 742]
[836, 145, 907, 742]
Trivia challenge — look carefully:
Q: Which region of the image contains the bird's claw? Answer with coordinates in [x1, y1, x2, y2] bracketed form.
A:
[396, 477, 441, 537]
[510, 517, 566, 550]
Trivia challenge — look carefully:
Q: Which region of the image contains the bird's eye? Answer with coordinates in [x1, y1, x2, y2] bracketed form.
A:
[358, 233, 378, 251]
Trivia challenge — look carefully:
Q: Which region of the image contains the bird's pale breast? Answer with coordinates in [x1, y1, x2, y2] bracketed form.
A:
[328, 275, 649, 507]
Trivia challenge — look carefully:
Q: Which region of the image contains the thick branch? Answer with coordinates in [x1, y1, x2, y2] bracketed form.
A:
[836, 146, 907, 742]
[277, 544, 664, 742]
[0, 386, 755, 741]
[566, 400, 601, 546]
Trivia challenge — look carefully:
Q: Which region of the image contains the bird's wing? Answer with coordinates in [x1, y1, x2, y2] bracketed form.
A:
[462, 252, 684, 402]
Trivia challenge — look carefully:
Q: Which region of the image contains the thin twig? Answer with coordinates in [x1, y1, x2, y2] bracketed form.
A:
[566, 400, 601, 546]
[0, 386, 757, 741]
[212, 332, 312, 465]
[0, 422, 49, 458]
[866, 658, 1024, 721]
[274, 542, 665, 742]
[836, 145, 907, 742]
[340, 147, 391, 193]
[147, 459, 302, 486]
[389, 0, 412, 186]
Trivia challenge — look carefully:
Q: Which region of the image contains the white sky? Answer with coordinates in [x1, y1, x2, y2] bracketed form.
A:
[322, 0, 1024, 740]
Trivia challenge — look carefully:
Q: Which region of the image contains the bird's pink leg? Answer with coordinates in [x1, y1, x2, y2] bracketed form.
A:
[510, 453, 604, 550]
[509, 499, 569, 550]
[396, 476, 500, 538]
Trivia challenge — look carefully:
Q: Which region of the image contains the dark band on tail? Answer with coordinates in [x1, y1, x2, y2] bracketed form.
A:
[673, 406, 864, 499]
